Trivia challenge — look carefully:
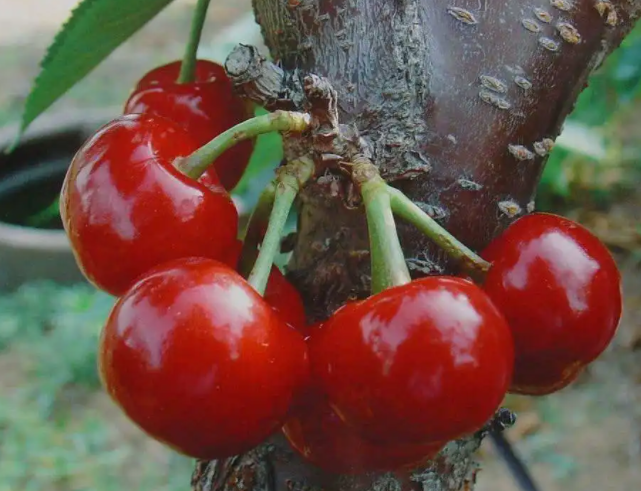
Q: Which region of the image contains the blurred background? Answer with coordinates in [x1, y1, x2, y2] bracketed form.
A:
[0, 1, 639, 490]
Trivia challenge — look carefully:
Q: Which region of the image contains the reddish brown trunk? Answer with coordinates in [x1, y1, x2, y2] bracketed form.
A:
[192, 1, 640, 491]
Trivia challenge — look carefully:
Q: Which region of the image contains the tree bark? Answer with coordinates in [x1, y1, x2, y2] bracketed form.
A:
[193, 1, 641, 491]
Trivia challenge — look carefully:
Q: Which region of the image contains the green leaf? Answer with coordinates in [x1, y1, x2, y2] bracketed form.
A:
[16, 0, 176, 140]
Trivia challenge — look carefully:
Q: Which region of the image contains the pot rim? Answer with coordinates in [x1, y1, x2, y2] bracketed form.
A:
[0, 221, 71, 250]
[0, 107, 120, 238]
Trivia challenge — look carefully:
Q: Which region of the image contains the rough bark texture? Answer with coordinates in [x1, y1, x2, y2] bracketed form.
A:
[193, 1, 641, 491]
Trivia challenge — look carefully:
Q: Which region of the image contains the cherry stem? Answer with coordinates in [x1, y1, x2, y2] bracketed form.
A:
[177, 0, 211, 84]
[353, 158, 412, 294]
[387, 187, 491, 275]
[352, 158, 491, 289]
[174, 111, 312, 180]
[246, 157, 314, 296]
[238, 182, 276, 278]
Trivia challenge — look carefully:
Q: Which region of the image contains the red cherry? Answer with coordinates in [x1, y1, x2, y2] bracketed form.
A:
[134, 60, 230, 89]
[223, 238, 243, 269]
[60, 113, 238, 297]
[197, 165, 224, 191]
[481, 212, 622, 395]
[264, 267, 307, 333]
[310, 277, 513, 445]
[98, 257, 309, 460]
[305, 321, 323, 336]
[283, 396, 443, 474]
[124, 60, 254, 190]
[222, 239, 307, 332]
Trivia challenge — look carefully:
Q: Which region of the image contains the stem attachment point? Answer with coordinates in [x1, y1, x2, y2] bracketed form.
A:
[174, 111, 312, 180]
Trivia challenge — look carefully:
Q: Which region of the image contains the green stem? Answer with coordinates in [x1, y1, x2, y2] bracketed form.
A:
[177, 0, 211, 84]
[246, 158, 314, 295]
[238, 182, 276, 278]
[360, 176, 412, 294]
[387, 187, 491, 274]
[174, 111, 312, 179]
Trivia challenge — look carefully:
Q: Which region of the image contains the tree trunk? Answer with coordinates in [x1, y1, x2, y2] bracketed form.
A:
[193, 1, 640, 491]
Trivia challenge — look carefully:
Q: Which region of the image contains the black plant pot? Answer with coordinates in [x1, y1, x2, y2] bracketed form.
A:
[0, 109, 118, 291]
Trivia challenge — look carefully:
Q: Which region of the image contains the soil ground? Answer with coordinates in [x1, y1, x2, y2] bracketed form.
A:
[0, 2, 639, 491]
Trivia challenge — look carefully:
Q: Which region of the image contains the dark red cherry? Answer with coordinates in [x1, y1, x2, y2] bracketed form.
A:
[264, 267, 307, 333]
[283, 396, 443, 474]
[60, 113, 238, 296]
[481, 212, 622, 395]
[310, 277, 514, 445]
[222, 239, 307, 332]
[134, 60, 229, 90]
[222, 238, 243, 269]
[124, 60, 254, 190]
[99, 258, 310, 460]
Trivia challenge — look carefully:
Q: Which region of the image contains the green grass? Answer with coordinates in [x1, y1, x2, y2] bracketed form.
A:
[0, 282, 194, 490]
[536, 22, 641, 210]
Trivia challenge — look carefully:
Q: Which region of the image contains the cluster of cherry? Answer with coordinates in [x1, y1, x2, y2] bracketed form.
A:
[60, 58, 622, 475]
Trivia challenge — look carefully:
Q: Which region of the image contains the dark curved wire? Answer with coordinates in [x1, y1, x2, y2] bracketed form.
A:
[490, 429, 542, 491]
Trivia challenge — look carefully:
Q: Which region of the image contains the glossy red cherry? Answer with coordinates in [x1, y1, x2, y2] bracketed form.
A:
[283, 396, 443, 474]
[134, 60, 229, 90]
[124, 60, 254, 190]
[60, 113, 238, 297]
[264, 267, 307, 333]
[481, 212, 622, 395]
[223, 238, 244, 269]
[223, 239, 307, 332]
[197, 165, 224, 191]
[310, 277, 513, 445]
[98, 257, 310, 460]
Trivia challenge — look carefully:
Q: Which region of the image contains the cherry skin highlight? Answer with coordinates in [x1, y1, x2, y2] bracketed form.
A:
[98, 258, 310, 460]
[310, 276, 514, 445]
[283, 396, 443, 474]
[481, 212, 622, 395]
[60, 113, 238, 297]
[124, 60, 255, 190]
[197, 165, 224, 191]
